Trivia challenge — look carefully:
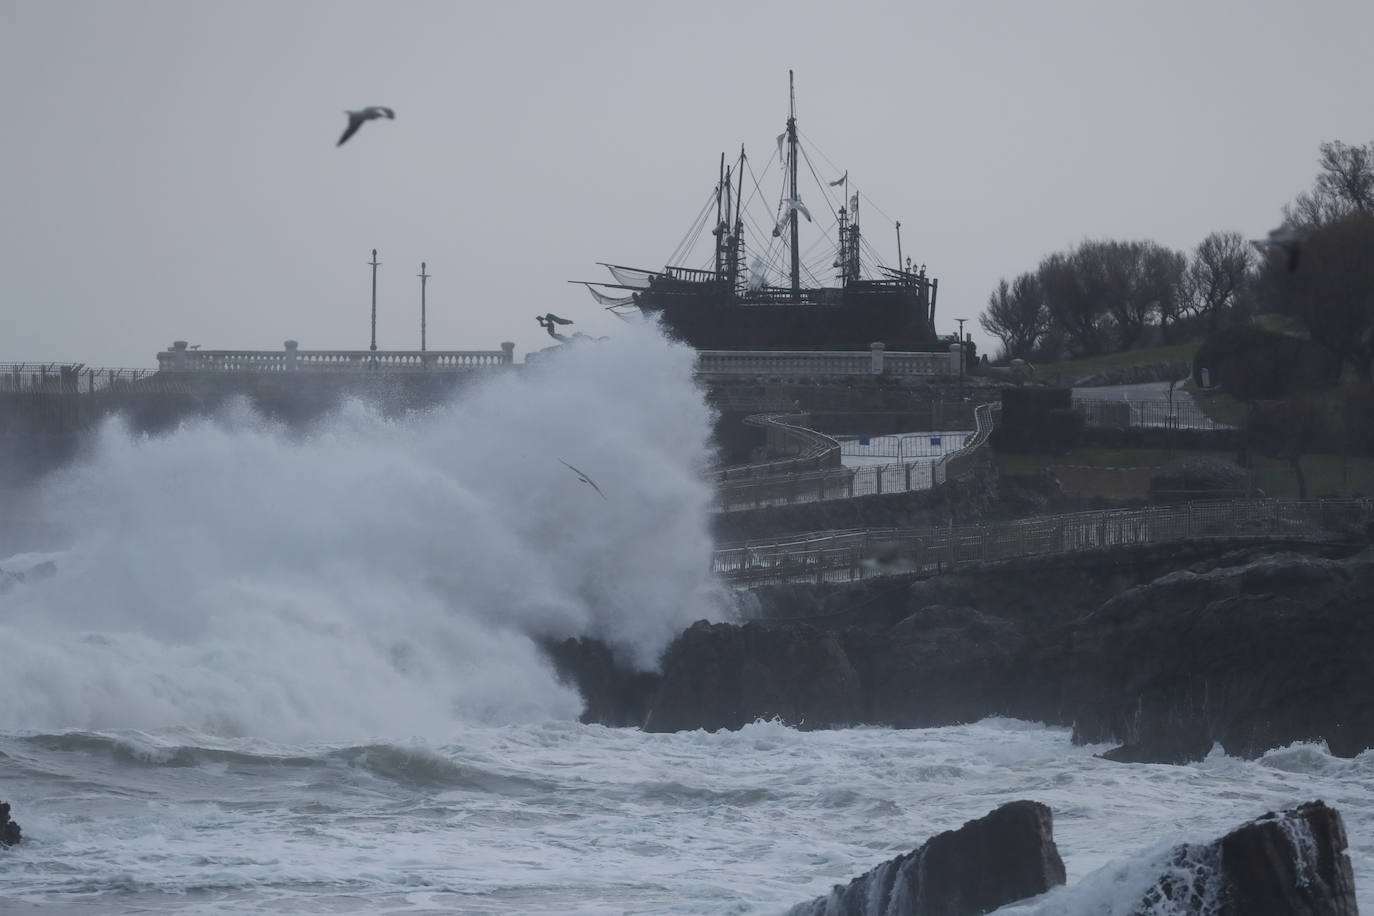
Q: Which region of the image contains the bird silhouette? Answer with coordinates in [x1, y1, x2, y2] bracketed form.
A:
[337, 106, 395, 147]
[559, 459, 607, 500]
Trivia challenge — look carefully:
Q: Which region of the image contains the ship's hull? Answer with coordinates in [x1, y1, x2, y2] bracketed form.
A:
[634, 278, 937, 351]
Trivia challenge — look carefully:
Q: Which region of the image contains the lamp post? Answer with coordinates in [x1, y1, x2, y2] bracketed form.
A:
[418, 262, 430, 351]
[955, 317, 967, 403]
[368, 248, 381, 354]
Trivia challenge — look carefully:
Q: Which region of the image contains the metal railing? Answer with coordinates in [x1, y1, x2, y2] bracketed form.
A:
[715, 402, 998, 511]
[696, 344, 958, 378]
[1073, 397, 1233, 430]
[0, 364, 159, 393]
[713, 497, 1373, 586]
[155, 341, 516, 372]
[712, 414, 842, 482]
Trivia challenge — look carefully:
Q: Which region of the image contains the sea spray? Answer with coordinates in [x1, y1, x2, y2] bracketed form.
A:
[0, 325, 726, 742]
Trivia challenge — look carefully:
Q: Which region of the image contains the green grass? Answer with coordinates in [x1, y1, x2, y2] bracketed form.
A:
[1030, 340, 1201, 378]
[994, 448, 1374, 500]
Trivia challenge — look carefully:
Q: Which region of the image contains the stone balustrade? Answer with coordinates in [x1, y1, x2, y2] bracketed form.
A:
[156, 340, 516, 372]
[696, 343, 962, 378]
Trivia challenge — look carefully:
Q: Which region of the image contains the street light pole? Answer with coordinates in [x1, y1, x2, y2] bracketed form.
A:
[418, 261, 430, 351]
[369, 248, 381, 353]
[955, 317, 967, 403]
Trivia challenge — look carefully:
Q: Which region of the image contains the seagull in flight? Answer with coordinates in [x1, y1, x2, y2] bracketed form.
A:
[560, 459, 607, 500]
[337, 106, 395, 147]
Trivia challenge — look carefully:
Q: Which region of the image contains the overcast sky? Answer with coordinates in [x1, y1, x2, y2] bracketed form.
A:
[4, 0, 1372, 368]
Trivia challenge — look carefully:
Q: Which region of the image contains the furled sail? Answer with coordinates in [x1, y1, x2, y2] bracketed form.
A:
[603, 265, 655, 288]
[582, 284, 636, 307]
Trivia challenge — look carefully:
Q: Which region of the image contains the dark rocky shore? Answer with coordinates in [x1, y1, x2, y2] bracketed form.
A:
[784, 799, 1357, 915]
[546, 538, 1374, 762]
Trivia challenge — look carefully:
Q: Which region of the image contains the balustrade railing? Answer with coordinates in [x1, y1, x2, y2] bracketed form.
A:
[156, 340, 516, 372]
[713, 497, 1374, 587]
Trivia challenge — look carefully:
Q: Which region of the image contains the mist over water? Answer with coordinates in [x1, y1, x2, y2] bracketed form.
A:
[1, 326, 727, 743]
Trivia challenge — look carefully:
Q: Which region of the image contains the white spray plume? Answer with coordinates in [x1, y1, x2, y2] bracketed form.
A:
[1, 324, 727, 743]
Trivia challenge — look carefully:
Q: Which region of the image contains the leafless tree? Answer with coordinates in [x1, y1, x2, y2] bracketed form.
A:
[1183, 231, 1255, 331]
[1036, 239, 1186, 355]
[1038, 249, 1112, 357]
[980, 272, 1048, 360]
[1283, 140, 1374, 229]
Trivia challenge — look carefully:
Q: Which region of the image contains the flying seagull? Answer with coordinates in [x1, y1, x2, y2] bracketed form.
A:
[560, 459, 607, 500]
[336, 106, 395, 147]
[1252, 224, 1304, 271]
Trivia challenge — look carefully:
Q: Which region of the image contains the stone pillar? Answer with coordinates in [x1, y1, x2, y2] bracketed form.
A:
[501, 341, 515, 364]
[950, 342, 963, 375]
[870, 342, 884, 375]
[172, 340, 189, 371]
[284, 340, 298, 370]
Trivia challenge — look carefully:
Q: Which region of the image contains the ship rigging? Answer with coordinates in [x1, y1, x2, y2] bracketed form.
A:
[574, 72, 938, 351]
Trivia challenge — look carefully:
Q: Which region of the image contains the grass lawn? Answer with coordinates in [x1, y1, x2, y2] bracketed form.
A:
[1023, 341, 1201, 381]
[994, 448, 1374, 500]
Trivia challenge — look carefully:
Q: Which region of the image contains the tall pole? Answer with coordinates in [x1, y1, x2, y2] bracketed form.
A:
[787, 70, 800, 301]
[895, 220, 903, 276]
[418, 261, 430, 351]
[955, 317, 967, 402]
[369, 248, 380, 353]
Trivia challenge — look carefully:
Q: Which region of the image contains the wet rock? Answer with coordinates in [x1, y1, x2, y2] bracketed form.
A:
[645, 620, 862, 732]
[1129, 801, 1356, 915]
[788, 800, 1065, 916]
[1, 801, 21, 848]
[540, 636, 660, 728]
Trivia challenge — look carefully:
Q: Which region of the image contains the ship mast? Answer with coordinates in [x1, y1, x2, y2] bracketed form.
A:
[713, 151, 726, 280]
[787, 70, 800, 301]
[728, 146, 744, 292]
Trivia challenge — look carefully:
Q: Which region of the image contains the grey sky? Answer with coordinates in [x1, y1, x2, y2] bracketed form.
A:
[3, 0, 1372, 368]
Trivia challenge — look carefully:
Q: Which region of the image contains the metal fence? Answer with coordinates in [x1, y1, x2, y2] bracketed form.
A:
[0, 364, 159, 393]
[839, 432, 971, 461]
[712, 497, 1373, 586]
[1073, 398, 1232, 430]
[715, 402, 998, 511]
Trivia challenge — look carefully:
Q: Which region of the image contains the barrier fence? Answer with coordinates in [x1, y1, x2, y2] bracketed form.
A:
[1073, 397, 1232, 430]
[0, 364, 159, 393]
[715, 402, 997, 511]
[712, 497, 1373, 586]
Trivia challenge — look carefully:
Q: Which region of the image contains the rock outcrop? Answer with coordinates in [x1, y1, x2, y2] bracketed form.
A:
[545, 541, 1374, 759]
[788, 801, 1065, 916]
[1, 801, 21, 847]
[646, 620, 863, 732]
[1128, 801, 1356, 915]
[785, 800, 1355, 915]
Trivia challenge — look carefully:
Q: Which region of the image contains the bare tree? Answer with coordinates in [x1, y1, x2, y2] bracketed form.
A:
[1036, 240, 1186, 355]
[1038, 249, 1111, 357]
[1283, 140, 1374, 229]
[980, 272, 1048, 360]
[1183, 231, 1255, 331]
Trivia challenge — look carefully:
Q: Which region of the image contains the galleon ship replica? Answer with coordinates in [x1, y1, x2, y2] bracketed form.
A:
[576, 72, 939, 351]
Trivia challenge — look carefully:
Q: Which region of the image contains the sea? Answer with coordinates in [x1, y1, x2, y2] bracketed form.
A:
[2, 326, 1371, 914]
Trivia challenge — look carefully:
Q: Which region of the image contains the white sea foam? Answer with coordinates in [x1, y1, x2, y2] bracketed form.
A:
[0, 325, 726, 743]
[3, 720, 1372, 914]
